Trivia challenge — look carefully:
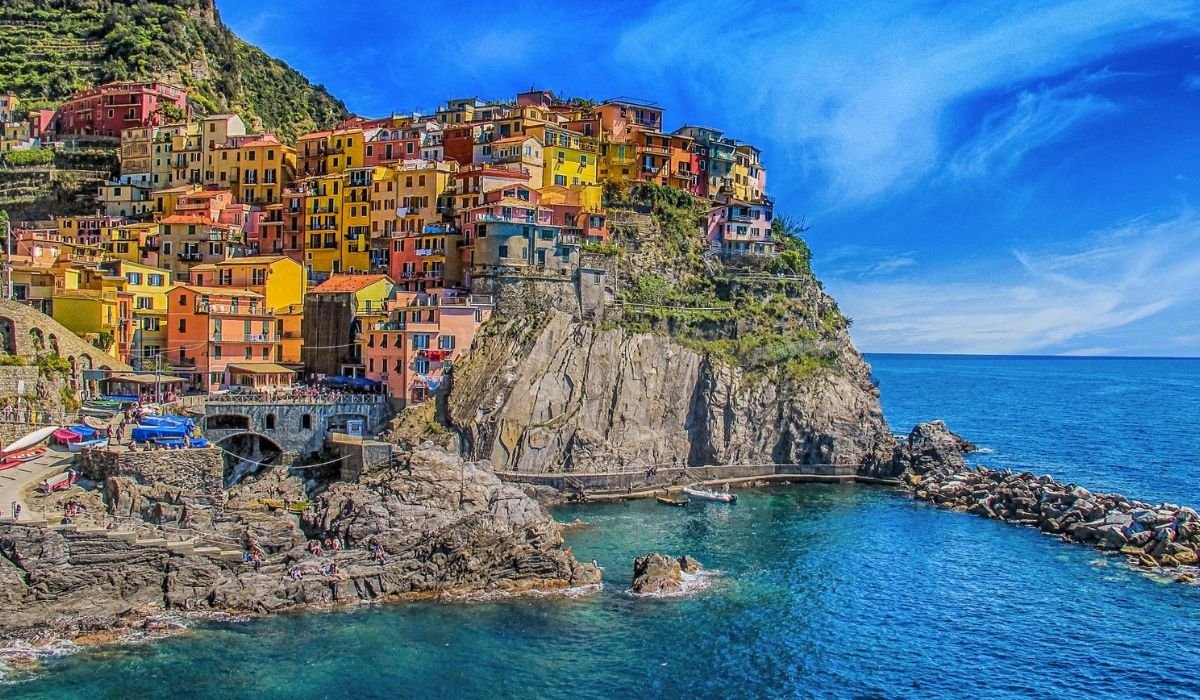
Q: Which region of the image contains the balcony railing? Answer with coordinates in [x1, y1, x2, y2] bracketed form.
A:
[195, 302, 270, 316]
[178, 252, 203, 261]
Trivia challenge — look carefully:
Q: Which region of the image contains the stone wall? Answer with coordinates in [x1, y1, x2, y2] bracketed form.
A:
[0, 299, 129, 371]
[75, 447, 224, 504]
[0, 366, 40, 400]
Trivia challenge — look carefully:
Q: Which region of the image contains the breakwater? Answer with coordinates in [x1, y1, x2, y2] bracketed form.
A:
[902, 421, 1200, 579]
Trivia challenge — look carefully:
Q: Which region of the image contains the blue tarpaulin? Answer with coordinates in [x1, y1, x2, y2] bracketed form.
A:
[323, 375, 349, 386]
[140, 415, 194, 430]
[67, 425, 96, 439]
[131, 425, 189, 443]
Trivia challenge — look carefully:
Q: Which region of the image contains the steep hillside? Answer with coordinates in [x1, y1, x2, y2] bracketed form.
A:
[446, 184, 896, 475]
[0, 0, 348, 140]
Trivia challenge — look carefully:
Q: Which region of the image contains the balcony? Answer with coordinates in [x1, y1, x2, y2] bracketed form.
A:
[177, 252, 203, 262]
[728, 212, 753, 223]
[195, 301, 270, 316]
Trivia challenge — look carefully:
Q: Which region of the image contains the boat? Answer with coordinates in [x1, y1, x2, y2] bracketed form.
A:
[682, 486, 737, 504]
[81, 406, 118, 419]
[67, 437, 109, 453]
[656, 495, 689, 507]
[5, 447, 45, 462]
[2, 426, 58, 454]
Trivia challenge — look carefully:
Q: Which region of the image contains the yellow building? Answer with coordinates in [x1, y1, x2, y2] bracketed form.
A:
[207, 133, 296, 205]
[51, 264, 129, 360]
[101, 260, 172, 363]
[390, 160, 456, 234]
[173, 114, 247, 185]
[2, 121, 30, 152]
[120, 126, 154, 176]
[150, 124, 188, 190]
[326, 127, 365, 175]
[104, 221, 159, 265]
[527, 124, 602, 210]
[8, 265, 57, 315]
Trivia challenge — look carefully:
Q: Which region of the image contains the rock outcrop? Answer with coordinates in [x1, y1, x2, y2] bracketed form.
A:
[899, 422, 1199, 577]
[0, 445, 598, 644]
[448, 311, 894, 474]
[630, 553, 704, 595]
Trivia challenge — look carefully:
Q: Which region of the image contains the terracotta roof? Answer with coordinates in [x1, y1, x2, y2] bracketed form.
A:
[311, 274, 392, 293]
[299, 131, 332, 140]
[492, 135, 539, 145]
[172, 284, 263, 298]
[159, 214, 216, 225]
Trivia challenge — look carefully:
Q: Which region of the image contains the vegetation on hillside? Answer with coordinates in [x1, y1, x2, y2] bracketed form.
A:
[0, 0, 348, 141]
[601, 182, 847, 381]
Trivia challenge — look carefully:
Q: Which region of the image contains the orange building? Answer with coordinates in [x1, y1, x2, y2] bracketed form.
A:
[166, 285, 291, 393]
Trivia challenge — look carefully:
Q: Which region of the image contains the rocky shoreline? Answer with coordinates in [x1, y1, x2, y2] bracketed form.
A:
[899, 421, 1200, 582]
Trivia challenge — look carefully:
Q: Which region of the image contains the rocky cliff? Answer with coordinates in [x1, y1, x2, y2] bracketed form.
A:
[447, 188, 896, 476]
[448, 310, 894, 473]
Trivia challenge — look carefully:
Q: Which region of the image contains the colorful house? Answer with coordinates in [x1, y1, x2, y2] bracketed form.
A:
[97, 260, 172, 365]
[166, 285, 287, 392]
[706, 201, 775, 257]
[362, 289, 493, 403]
[187, 256, 307, 364]
[51, 81, 189, 138]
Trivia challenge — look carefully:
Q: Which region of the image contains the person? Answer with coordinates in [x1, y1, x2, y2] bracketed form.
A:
[12, 502, 21, 520]
[252, 551, 263, 573]
[9, 500, 15, 519]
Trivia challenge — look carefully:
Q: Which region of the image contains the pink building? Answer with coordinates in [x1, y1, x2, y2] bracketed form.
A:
[52, 81, 189, 139]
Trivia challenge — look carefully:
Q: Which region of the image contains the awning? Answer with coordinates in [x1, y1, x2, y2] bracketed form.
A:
[102, 373, 187, 386]
[227, 363, 297, 375]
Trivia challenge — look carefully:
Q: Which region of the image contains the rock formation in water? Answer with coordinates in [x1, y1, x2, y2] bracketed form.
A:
[630, 552, 704, 595]
[0, 446, 598, 644]
[899, 421, 1200, 578]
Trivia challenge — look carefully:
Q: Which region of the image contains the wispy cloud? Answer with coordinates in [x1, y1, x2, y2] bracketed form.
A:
[823, 245, 917, 278]
[1183, 74, 1200, 91]
[614, 0, 1198, 206]
[826, 212, 1200, 355]
[948, 75, 1119, 179]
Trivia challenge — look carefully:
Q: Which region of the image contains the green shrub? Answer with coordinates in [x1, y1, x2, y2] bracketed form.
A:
[2, 148, 54, 167]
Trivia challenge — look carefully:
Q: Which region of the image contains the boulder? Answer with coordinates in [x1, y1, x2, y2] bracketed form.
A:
[631, 553, 683, 595]
[677, 555, 704, 573]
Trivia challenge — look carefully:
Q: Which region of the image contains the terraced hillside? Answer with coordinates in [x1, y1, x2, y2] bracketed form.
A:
[0, 0, 348, 141]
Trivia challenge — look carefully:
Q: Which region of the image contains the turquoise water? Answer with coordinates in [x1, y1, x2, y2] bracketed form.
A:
[7, 355, 1200, 698]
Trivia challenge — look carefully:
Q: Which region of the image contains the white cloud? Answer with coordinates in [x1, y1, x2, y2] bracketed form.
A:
[1184, 74, 1200, 91]
[615, 0, 1198, 206]
[825, 213, 1200, 354]
[948, 76, 1118, 179]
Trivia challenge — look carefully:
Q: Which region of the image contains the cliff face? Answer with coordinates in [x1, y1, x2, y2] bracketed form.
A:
[447, 311, 894, 473]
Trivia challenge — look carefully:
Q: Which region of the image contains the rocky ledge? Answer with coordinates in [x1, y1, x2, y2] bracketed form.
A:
[630, 553, 705, 596]
[0, 445, 600, 647]
[902, 421, 1199, 579]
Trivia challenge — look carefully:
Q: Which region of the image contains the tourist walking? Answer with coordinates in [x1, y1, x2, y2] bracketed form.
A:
[10, 500, 17, 519]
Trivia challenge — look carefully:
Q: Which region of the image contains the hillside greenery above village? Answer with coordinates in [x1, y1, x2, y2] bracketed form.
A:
[0, 0, 347, 140]
[593, 182, 847, 382]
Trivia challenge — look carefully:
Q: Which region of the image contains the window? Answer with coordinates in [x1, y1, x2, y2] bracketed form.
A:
[498, 245, 509, 258]
[412, 334, 430, 350]
[148, 273, 164, 286]
[265, 414, 276, 430]
[244, 347, 252, 359]
[554, 174, 566, 186]
[214, 345, 222, 359]
[414, 359, 430, 374]
[262, 347, 269, 359]
[126, 272, 142, 284]
[301, 414, 312, 430]
[135, 296, 153, 309]
[162, 242, 172, 255]
[177, 318, 186, 332]
[438, 335, 456, 350]
[143, 317, 160, 331]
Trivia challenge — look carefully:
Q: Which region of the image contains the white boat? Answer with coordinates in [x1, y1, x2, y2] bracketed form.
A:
[68, 437, 109, 453]
[2, 426, 59, 455]
[682, 486, 737, 503]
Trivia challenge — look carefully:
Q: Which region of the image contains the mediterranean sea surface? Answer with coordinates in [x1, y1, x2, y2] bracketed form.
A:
[6, 354, 1200, 699]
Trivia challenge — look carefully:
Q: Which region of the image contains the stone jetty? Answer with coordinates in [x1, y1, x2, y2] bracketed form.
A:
[900, 421, 1200, 577]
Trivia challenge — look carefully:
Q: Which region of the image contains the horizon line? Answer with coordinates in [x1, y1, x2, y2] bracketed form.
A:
[862, 351, 1200, 360]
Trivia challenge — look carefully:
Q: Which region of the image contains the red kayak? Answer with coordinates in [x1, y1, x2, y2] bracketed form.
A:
[0, 459, 22, 472]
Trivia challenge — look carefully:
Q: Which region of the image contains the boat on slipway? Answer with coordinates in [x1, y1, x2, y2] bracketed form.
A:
[682, 486, 737, 504]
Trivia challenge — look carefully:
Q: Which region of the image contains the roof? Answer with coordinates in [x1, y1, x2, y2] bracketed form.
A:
[172, 284, 263, 298]
[190, 256, 288, 270]
[298, 130, 332, 140]
[311, 274, 392, 293]
[104, 373, 187, 385]
[492, 135, 540, 145]
[226, 363, 297, 375]
[159, 214, 220, 225]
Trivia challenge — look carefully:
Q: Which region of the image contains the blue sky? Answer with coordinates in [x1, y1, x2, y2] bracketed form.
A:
[220, 0, 1200, 356]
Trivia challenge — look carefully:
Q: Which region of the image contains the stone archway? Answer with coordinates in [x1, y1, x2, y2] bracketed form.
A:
[205, 413, 251, 430]
[215, 431, 284, 487]
[29, 328, 44, 352]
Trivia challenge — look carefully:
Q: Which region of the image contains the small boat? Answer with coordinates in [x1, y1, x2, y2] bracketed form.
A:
[5, 447, 45, 462]
[656, 495, 689, 507]
[81, 406, 118, 418]
[67, 437, 109, 453]
[3, 426, 58, 454]
[682, 486, 737, 504]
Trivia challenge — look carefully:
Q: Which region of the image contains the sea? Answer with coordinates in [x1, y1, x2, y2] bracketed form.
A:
[6, 354, 1200, 699]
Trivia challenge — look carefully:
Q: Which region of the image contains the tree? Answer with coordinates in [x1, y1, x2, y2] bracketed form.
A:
[92, 330, 115, 352]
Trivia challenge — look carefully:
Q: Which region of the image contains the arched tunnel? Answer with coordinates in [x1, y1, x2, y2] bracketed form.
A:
[217, 432, 283, 487]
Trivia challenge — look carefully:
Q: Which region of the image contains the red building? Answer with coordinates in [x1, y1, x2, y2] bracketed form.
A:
[52, 81, 189, 138]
